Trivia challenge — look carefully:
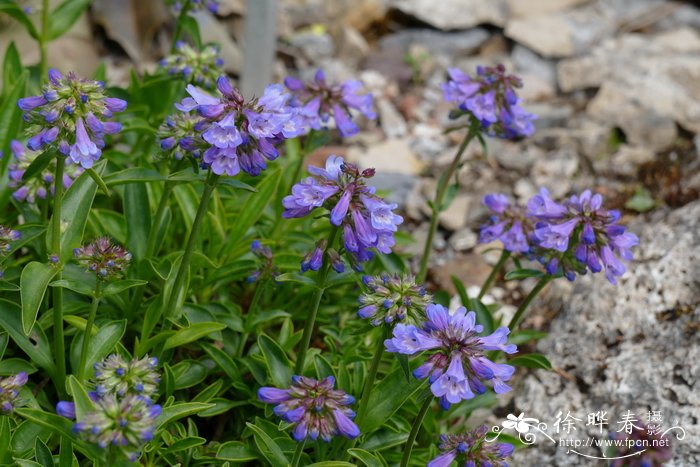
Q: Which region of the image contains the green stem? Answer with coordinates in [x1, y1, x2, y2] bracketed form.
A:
[294, 227, 338, 375]
[78, 281, 101, 381]
[163, 171, 220, 321]
[291, 439, 306, 467]
[508, 276, 552, 331]
[355, 326, 387, 425]
[236, 281, 266, 357]
[417, 125, 477, 282]
[271, 138, 304, 239]
[39, 0, 49, 77]
[171, 0, 192, 52]
[478, 250, 511, 299]
[400, 397, 432, 467]
[51, 155, 66, 395]
[128, 181, 176, 316]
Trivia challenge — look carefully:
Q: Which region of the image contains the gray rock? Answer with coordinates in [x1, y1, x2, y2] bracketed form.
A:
[511, 200, 700, 465]
[439, 194, 472, 231]
[370, 173, 419, 210]
[377, 99, 408, 138]
[388, 0, 508, 30]
[449, 228, 479, 251]
[506, 0, 592, 18]
[378, 28, 490, 58]
[288, 31, 336, 62]
[531, 149, 580, 197]
[347, 139, 424, 176]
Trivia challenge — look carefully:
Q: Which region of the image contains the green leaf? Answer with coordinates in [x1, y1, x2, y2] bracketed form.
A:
[50, 278, 94, 296]
[245, 423, 288, 467]
[163, 437, 206, 455]
[306, 463, 355, 467]
[15, 408, 102, 459]
[48, 0, 92, 39]
[504, 269, 544, 281]
[35, 438, 53, 467]
[508, 353, 552, 370]
[0, 300, 55, 376]
[510, 329, 548, 345]
[124, 182, 151, 261]
[20, 262, 57, 335]
[46, 160, 104, 258]
[625, 186, 656, 213]
[470, 297, 495, 335]
[103, 168, 165, 185]
[223, 167, 281, 253]
[274, 272, 316, 286]
[85, 167, 110, 196]
[258, 334, 292, 387]
[3, 42, 22, 92]
[396, 353, 411, 383]
[179, 15, 202, 48]
[0, 70, 27, 181]
[364, 366, 425, 432]
[21, 150, 54, 182]
[67, 375, 96, 420]
[218, 177, 257, 192]
[156, 402, 214, 429]
[78, 321, 126, 377]
[0, 2, 39, 39]
[217, 441, 258, 461]
[200, 343, 241, 381]
[162, 322, 226, 350]
[102, 279, 148, 296]
[348, 449, 384, 467]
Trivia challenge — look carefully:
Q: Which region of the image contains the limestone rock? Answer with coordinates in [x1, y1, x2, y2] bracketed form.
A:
[388, 0, 508, 30]
[347, 139, 424, 176]
[511, 200, 700, 465]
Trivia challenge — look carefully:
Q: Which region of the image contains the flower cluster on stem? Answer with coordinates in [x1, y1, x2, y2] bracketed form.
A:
[428, 425, 514, 467]
[73, 237, 132, 281]
[258, 376, 360, 442]
[159, 42, 224, 88]
[358, 274, 431, 326]
[17, 69, 127, 168]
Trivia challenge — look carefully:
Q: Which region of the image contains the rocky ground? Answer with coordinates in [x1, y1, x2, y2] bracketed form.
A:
[3, 0, 699, 463]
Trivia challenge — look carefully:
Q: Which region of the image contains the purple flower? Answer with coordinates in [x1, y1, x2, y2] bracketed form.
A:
[167, 77, 301, 176]
[284, 70, 376, 137]
[429, 426, 514, 467]
[7, 139, 83, 204]
[0, 225, 21, 256]
[529, 189, 639, 284]
[0, 372, 28, 413]
[283, 155, 403, 269]
[74, 237, 132, 280]
[443, 64, 536, 139]
[17, 69, 126, 168]
[258, 376, 359, 442]
[385, 304, 517, 410]
[358, 274, 431, 326]
[301, 242, 325, 272]
[248, 240, 278, 282]
[479, 193, 531, 253]
[56, 401, 76, 419]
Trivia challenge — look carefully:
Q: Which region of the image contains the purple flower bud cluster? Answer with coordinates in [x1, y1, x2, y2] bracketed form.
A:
[159, 42, 224, 89]
[442, 64, 536, 139]
[73, 237, 132, 280]
[609, 424, 673, 467]
[172, 0, 218, 14]
[247, 240, 278, 282]
[283, 155, 403, 270]
[168, 76, 305, 176]
[157, 112, 204, 161]
[17, 69, 127, 169]
[93, 355, 160, 400]
[358, 274, 431, 326]
[385, 304, 517, 410]
[0, 225, 21, 254]
[7, 140, 83, 203]
[479, 188, 639, 284]
[284, 70, 376, 137]
[257, 376, 360, 442]
[0, 372, 28, 413]
[58, 354, 161, 461]
[73, 393, 162, 462]
[428, 425, 514, 467]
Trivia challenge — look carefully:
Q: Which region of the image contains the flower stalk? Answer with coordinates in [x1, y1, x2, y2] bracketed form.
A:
[51, 154, 66, 395]
[294, 226, 338, 374]
[508, 275, 552, 331]
[400, 397, 432, 467]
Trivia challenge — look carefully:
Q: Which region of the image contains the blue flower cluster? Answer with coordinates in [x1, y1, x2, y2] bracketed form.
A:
[385, 304, 517, 410]
[480, 188, 639, 284]
[165, 77, 306, 176]
[0, 372, 28, 413]
[282, 155, 403, 270]
[428, 425, 514, 467]
[285, 70, 376, 137]
[17, 69, 127, 168]
[443, 64, 536, 139]
[258, 376, 359, 442]
[159, 42, 224, 89]
[358, 274, 431, 326]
